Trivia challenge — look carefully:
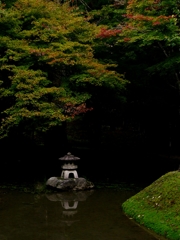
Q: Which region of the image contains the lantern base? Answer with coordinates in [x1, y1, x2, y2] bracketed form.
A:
[61, 170, 78, 179]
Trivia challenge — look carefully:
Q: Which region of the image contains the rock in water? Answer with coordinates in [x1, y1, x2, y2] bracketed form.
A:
[46, 177, 94, 191]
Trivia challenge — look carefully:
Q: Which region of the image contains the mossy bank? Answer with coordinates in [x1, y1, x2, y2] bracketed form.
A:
[122, 171, 180, 240]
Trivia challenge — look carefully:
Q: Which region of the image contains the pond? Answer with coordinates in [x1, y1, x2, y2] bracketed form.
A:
[0, 188, 164, 240]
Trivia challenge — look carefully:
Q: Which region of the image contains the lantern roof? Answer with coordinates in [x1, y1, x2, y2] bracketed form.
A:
[59, 152, 80, 161]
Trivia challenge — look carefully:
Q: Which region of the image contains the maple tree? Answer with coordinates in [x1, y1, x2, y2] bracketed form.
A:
[89, 0, 180, 152]
[0, 0, 127, 140]
[120, 0, 180, 87]
[116, 0, 180, 151]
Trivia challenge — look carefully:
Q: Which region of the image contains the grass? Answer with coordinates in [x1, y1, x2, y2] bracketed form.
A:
[122, 171, 180, 240]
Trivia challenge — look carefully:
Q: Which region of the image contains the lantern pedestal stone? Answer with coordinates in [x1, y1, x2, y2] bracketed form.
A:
[61, 170, 78, 179]
[46, 177, 94, 191]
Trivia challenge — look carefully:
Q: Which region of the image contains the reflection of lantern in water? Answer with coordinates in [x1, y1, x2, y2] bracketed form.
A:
[59, 152, 80, 179]
[61, 198, 79, 227]
[46, 191, 94, 228]
[61, 201, 78, 210]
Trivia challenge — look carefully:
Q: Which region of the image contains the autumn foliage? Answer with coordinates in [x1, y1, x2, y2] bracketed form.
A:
[0, 0, 127, 139]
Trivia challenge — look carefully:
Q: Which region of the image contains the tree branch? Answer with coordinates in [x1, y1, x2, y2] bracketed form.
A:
[157, 42, 169, 58]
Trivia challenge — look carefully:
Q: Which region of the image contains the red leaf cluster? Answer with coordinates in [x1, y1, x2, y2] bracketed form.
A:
[152, 21, 161, 26]
[123, 14, 173, 23]
[96, 28, 121, 38]
[123, 37, 131, 42]
[30, 49, 45, 56]
[64, 103, 93, 117]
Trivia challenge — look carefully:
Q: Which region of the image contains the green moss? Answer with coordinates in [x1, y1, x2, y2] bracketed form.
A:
[122, 171, 180, 240]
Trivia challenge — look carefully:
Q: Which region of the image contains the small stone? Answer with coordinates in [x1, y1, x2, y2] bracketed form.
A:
[56, 179, 76, 190]
[46, 177, 59, 188]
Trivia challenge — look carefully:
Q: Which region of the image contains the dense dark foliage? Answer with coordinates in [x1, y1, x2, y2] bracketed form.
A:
[1, 0, 180, 183]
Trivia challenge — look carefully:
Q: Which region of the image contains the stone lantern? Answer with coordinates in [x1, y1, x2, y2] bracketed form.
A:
[59, 152, 80, 179]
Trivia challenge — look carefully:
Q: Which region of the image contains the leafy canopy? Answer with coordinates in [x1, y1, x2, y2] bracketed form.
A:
[0, 0, 127, 138]
[119, 0, 180, 78]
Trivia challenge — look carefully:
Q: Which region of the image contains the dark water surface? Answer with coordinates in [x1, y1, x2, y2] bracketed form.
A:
[0, 188, 163, 240]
